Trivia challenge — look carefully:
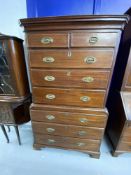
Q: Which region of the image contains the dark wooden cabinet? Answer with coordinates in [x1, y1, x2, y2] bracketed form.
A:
[20, 15, 128, 158]
[106, 9, 131, 157]
[0, 34, 31, 144]
[0, 34, 30, 99]
[107, 47, 131, 156]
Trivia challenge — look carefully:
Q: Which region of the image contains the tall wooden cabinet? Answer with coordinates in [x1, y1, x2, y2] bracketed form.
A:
[20, 15, 128, 158]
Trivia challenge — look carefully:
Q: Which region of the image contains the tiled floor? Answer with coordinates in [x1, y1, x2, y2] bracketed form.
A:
[0, 122, 131, 175]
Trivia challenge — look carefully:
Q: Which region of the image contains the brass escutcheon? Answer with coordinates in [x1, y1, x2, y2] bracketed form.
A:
[48, 139, 55, 144]
[84, 57, 96, 64]
[46, 94, 55, 100]
[82, 76, 94, 83]
[44, 76, 55, 81]
[43, 57, 55, 63]
[46, 128, 55, 133]
[46, 115, 55, 120]
[80, 96, 90, 102]
[76, 142, 86, 147]
[78, 131, 87, 136]
[79, 118, 89, 123]
[41, 37, 54, 44]
[89, 36, 98, 44]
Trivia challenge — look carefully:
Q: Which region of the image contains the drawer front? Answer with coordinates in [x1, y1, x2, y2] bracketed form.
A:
[34, 134, 100, 151]
[71, 32, 118, 47]
[29, 50, 114, 69]
[31, 69, 110, 89]
[126, 69, 131, 87]
[32, 87, 106, 108]
[30, 109, 107, 128]
[32, 122, 104, 139]
[121, 126, 131, 142]
[27, 33, 68, 48]
[118, 141, 131, 152]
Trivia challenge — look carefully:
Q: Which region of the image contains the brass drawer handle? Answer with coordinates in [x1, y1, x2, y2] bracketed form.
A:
[79, 118, 89, 123]
[82, 76, 94, 83]
[48, 139, 56, 144]
[76, 142, 86, 147]
[44, 76, 55, 81]
[46, 115, 55, 120]
[89, 36, 98, 44]
[46, 128, 55, 133]
[43, 57, 55, 63]
[80, 96, 90, 102]
[46, 94, 55, 100]
[84, 57, 96, 64]
[41, 37, 54, 44]
[78, 131, 87, 136]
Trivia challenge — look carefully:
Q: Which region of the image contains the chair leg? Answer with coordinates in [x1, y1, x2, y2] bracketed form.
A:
[7, 126, 10, 132]
[14, 125, 21, 145]
[1, 125, 9, 143]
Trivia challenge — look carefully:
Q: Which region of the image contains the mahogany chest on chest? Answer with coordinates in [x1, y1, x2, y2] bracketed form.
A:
[20, 15, 128, 158]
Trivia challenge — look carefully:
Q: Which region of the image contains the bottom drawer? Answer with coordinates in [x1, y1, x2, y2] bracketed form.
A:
[32, 122, 104, 139]
[34, 134, 100, 151]
[118, 141, 131, 152]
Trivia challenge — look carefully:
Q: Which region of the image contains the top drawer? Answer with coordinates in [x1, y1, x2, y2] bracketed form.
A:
[27, 32, 118, 48]
[27, 33, 69, 48]
[71, 32, 118, 47]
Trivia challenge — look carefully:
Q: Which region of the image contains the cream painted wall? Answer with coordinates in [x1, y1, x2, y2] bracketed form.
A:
[0, 0, 31, 88]
[0, 0, 27, 39]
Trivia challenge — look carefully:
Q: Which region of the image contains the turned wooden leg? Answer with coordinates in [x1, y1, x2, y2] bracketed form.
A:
[14, 125, 21, 145]
[1, 125, 9, 143]
[7, 126, 10, 132]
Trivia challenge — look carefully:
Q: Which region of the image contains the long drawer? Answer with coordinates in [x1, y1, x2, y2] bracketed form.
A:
[31, 69, 110, 89]
[30, 109, 107, 128]
[32, 122, 104, 139]
[29, 49, 114, 69]
[34, 134, 100, 151]
[32, 87, 106, 108]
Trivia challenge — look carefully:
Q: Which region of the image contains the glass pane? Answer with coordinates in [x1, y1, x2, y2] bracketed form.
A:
[0, 41, 15, 95]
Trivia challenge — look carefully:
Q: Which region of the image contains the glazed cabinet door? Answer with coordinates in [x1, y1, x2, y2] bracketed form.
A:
[0, 40, 15, 95]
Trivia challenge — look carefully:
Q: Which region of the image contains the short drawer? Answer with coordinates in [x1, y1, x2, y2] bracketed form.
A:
[32, 122, 104, 140]
[34, 134, 100, 151]
[29, 49, 114, 69]
[71, 32, 118, 47]
[30, 109, 107, 128]
[32, 87, 106, 108]
[27, 33, 68, 48]
[31, 69, 110, 89]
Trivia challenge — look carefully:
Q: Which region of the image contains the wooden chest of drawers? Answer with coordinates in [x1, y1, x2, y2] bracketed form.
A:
[20, 15, 128, 158]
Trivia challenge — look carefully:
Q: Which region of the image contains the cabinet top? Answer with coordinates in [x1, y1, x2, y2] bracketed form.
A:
[20, 15, 129, 31]
[0, 33, 23, 41]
